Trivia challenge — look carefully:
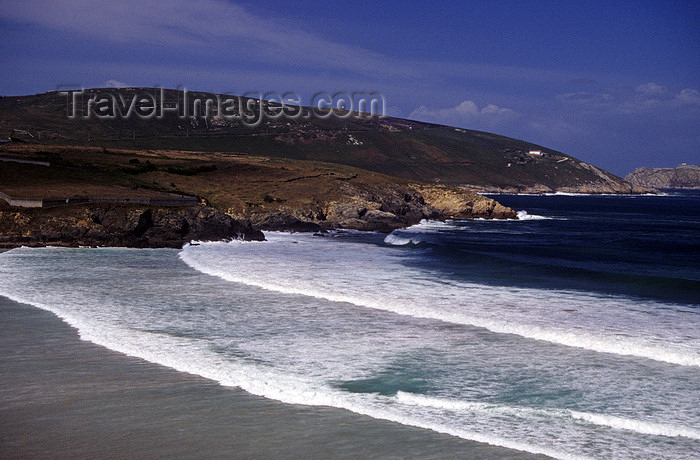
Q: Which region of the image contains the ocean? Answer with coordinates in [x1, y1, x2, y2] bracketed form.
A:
[0, 192, 698, 459]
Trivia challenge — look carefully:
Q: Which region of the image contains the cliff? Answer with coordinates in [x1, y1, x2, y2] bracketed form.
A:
[625, 164, 700, 190]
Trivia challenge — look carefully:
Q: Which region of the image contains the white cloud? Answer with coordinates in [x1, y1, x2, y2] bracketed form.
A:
[481, 103, 518, 116]
[104, 79, 128, 88]
[409, 100, 519, 128]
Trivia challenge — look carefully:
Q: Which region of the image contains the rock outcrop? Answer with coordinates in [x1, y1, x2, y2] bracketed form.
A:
[413, 185, 517, 219]
[0, 182, 517, 248]
[0, 203, 264, 248]
[240, 182, 516, 233]
[625, 164, 700, 190]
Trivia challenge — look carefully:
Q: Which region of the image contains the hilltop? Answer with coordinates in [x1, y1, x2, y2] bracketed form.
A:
[0, 88, 649, 194]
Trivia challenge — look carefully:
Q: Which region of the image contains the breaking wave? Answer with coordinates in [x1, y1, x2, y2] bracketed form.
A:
[396, 392, 700, 440]
[180, 235, 700, 367]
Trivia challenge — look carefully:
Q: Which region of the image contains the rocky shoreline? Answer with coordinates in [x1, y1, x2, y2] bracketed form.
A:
[0, 203, 264, 248]
[242, 184, 516, 233]
[0, 185, 516, 248]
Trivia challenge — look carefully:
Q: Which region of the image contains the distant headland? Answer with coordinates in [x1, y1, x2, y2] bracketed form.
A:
[626, 164, 700, 190]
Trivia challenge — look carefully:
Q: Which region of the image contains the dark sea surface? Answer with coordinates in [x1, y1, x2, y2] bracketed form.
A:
[423, 192, 700, 304]
[1, 193, 698, 459]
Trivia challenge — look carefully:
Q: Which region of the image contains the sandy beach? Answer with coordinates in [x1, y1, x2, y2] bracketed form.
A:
[0, 295, 540, 459]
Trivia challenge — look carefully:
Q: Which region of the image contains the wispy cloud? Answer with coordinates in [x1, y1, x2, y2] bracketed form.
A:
[0, 0, 599, 86]
[0, 0, 416, 78]
[635, 82, 667, 96]
[557, 83, 700, 115]
[677, 88, 700, 105]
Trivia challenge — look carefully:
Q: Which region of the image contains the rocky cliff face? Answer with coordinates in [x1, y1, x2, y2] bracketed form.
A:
[625, 164, 700, 190]
[0, 203, 264, 248]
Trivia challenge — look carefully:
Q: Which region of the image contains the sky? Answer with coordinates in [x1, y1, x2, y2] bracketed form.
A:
[0, 0, 698, 175]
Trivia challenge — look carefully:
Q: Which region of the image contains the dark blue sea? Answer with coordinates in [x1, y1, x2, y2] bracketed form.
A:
[407, 192, 700, 305]
[1, 193, 698, 458]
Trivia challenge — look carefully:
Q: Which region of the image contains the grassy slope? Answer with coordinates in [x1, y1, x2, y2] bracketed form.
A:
[0, 89, 630, 191]
[0, 144, 423, 217]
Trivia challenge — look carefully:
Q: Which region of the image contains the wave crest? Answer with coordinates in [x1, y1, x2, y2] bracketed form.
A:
[396, 392, 700, 440]
[179, 237, 700, 367]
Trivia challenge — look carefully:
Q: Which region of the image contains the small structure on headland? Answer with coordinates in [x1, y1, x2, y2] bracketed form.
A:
[9, 129, 37, 143]
[528, 150, 543, 156]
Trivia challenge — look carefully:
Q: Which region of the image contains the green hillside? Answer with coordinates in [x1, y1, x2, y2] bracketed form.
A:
[0, 88, 647, 193]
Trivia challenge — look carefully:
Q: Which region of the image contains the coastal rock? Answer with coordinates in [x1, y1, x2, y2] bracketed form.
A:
[323, 198, 382, 223]
[240, 182, 516, 232]
[413, 185, 517, 219]
[625, 164, 700, 190]
[556, 184, 651, 194]
[316, 187, 426, 231]
[468, 162, 655, 195]
[0, 203, 264, 248]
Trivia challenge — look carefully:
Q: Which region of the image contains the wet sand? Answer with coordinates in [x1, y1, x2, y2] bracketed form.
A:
[0, 296, 543, 459]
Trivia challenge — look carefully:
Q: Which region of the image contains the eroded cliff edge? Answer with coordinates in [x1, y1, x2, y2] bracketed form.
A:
[0, 187, 515, 248]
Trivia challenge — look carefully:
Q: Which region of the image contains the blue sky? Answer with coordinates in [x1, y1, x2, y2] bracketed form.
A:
[0, 0, 698, 175]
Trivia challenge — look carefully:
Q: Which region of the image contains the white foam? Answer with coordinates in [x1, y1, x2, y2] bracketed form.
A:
[383, 221, 451, 245]
[1, 247, 698, 459]
[179, 237, 700, 367]
[516, 210, 550, 220]
[402, 219, 458, 231]
[382, 220, 451, 245]
[383, 213, 550, 244]
[396, 392, 700, 440]
[383, 234, 416, 246]
[0, 268, 574, 459]
[568, 411, 700, 440]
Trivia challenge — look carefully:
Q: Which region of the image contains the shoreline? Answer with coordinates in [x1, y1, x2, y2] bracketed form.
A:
[0, 189, 516, 248]
[0, 294, 544, 459]
[0, 188, 675, 250]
